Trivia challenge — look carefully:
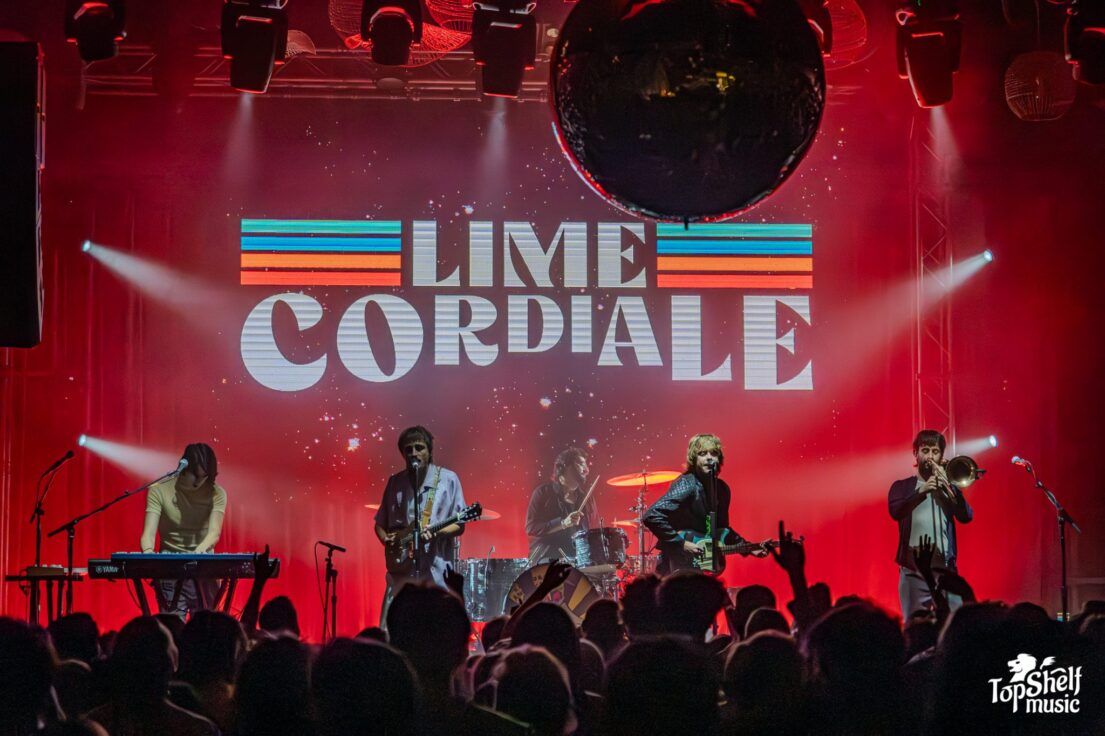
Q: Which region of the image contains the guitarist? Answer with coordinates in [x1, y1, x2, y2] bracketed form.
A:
[643, 434, 767, 575]
[374, 426, 467, 624]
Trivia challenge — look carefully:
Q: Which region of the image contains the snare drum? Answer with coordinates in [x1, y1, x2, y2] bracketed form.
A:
[572, 527, 628, 574]
[461, 558, 530, 622]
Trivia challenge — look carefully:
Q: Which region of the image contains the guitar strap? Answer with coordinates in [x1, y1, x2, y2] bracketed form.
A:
[419, 465, 442, 529]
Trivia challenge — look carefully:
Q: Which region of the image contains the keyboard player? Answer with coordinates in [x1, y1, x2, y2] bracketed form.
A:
[139, 443, 227, 618]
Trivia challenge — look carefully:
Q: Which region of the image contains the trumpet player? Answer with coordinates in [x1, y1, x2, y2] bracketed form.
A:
[888, 429, 974, 618]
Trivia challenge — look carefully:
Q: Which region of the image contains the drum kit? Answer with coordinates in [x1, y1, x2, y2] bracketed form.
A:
[457, 468, 680, 622]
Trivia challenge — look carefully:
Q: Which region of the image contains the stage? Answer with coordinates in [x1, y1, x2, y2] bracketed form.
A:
[1, 0, 1103, 640]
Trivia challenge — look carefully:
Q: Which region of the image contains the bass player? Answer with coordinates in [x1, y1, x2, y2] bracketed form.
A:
[643, 433, 768, 575]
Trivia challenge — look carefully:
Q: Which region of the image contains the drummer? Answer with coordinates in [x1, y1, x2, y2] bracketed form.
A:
[525, 447, 599, 563]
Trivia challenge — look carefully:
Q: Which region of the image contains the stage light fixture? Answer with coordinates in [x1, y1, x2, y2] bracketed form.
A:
[472, 0, 537, 97]
[221, 0, 289, 93]
[64, 0, 126, 62]
[983, 249, 994, 262]
[896, 0, 961, 107]
[799, 0, 834, 55]
[81, 240, 92, 253]
[78, 434, 88, 447]
[361, 0, 423, 66]
[1065, 0, 1105, 84]
[989, 435, 999, 448]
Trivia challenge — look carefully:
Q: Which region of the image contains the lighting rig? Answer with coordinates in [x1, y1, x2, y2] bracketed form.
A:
[472, 0, 537, 97]
[1066, 0, 1105, 84]
[221, 0, 289, 93]
[65, 0, 126, 62]
[896, 0, 961, 107]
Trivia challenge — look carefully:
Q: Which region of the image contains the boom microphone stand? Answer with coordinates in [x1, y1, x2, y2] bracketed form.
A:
[318, 540, 345, 641]
[1013, 457, 1082, 622]
[705, 461, 720, 574]
[27, 451, 75, 620]
[48, 462, 186, 614]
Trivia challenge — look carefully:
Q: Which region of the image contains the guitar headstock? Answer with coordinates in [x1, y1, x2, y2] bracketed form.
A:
[459, 502, 483, 523]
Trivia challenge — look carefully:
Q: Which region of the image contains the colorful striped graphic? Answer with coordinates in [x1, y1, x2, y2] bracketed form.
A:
[655, 223, 813, 289]
[239, 219, 402, 286]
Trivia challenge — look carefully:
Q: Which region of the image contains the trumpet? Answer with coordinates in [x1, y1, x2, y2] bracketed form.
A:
[921, 456, 985, 489]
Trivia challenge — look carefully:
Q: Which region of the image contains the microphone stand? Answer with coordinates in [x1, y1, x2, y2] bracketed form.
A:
[27, 458, 70, 621]
[48, 467, 181, 614]
[323, 547, 342, 641]
[1018, 462, 1081, 622]
[705, 464, 720, 574]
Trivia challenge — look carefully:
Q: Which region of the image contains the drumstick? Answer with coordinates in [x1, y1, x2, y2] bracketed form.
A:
[575, 475, 601, 514]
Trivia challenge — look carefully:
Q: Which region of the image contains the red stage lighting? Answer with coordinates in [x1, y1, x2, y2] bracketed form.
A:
[64, 0, 126, 62]
[221, 0, 289, 93]
[896, 0, 961, 107]
[472, 0, 536, 97]
[1066, 0, 1105, 84]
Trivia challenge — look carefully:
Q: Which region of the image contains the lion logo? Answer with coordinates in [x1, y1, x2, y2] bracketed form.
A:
[1007, 653, 1056, 682]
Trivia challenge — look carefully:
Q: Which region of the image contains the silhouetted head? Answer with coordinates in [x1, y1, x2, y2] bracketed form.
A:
[481, 615, 509, 651]
[387, 582, 470, 691]
[620, 574, 662, 639]
[511, 602, 581, 689]
[604, 636, 718, 736]
[731, 585, 776, 640]
[312, 637, 421, 736]
[581, 599, 625, 657]
[108, 616, 177, 705]
[804, 602, 904, 686]
[492, 645, 576, 736]
[723, 630, 802, 705]
[177, 609, 247, 687]
[235, 636, 312, 736]
[657, 571, 728, 639]
[355, 626, 388, 643]
[49, 612, 100, 665]
[903, 616, 938, 660]
[745, 607, 790, 639]
[0, 617, 56, 730]
[259, 596, 301, 637]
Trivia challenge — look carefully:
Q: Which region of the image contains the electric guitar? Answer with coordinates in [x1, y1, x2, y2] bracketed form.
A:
[385, 502, 483, 576]
[674, 530, 792, 573]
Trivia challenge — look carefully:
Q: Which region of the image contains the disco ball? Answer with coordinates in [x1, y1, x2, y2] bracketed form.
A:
[550, 0, 826, 222]
[1004, 51, 1077, 122]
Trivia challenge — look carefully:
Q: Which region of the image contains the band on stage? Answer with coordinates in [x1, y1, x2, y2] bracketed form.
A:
[16, 426, 980, 624]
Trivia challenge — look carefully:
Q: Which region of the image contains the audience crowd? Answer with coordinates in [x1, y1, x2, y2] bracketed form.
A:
[2, 530, 1103, 736]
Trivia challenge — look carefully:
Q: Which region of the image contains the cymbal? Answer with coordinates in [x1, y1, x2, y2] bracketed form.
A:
[479, 508, 502, 520]
[612, 519, 640, 528]
[364, 503, 380, 510]
[607, 470, 682, 488]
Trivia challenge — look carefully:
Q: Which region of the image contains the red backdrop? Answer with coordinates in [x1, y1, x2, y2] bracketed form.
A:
[1, 2, 1103, 639]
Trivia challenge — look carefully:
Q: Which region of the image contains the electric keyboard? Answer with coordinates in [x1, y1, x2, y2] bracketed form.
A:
[87, 552, 280, 580]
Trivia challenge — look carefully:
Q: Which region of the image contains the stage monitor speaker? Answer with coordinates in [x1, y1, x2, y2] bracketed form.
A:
[0, 42, 45, 348]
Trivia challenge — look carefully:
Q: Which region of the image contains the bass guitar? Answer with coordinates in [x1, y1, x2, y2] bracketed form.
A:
[385, 502, 483, 576]
[675, 530, 791, 574]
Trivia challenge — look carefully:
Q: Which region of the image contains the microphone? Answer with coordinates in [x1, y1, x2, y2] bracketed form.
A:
[40, 450, 75, 477]
[1011, 456, 1033, 470]
[318, 540, 346, 553]
[410, 459, 422, 471]
[173, 458, 189, 475]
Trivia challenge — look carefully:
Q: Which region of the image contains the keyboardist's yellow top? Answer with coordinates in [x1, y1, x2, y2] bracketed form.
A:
[145, 478, 227, 553]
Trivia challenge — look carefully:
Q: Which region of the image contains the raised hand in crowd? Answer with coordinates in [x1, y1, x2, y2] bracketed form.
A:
[770, 520, 814, 634]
